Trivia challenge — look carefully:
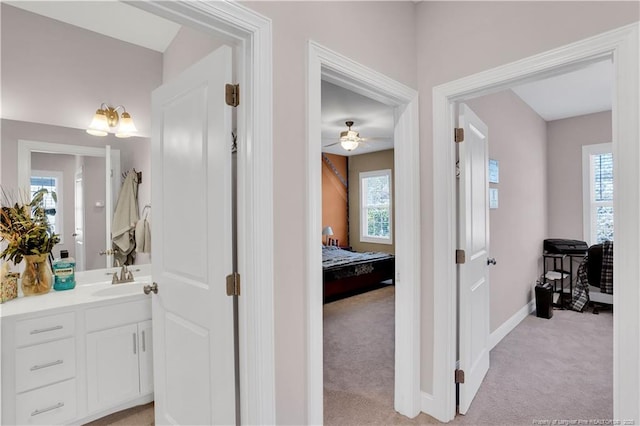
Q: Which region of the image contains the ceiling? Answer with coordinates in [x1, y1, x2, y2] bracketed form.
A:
[511, 59, 613, 121]
[321, 81, 394, 157]
[6, 1, 181, 52]
[8, 2, 613, 143]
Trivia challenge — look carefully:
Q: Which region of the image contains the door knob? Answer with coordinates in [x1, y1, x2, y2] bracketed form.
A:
[487, 258, 497, 265]
[143, 282, 158, 295]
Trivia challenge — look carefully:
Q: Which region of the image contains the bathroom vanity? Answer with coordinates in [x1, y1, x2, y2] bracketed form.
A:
[0, 267, 154, 425]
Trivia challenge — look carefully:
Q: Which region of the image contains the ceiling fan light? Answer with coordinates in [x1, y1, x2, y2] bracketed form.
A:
[340, 139, 359, 151]
[86, 109, 109, 136]
[338, 121, 360, 151]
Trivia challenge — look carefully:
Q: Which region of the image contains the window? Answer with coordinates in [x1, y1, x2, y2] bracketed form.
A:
[30, 171, 63, 243]
[360, 169, 392, 244]
[582, 143, 613, 245]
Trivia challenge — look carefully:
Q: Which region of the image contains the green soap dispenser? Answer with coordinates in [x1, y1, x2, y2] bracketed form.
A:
[53, 249, 76, 291]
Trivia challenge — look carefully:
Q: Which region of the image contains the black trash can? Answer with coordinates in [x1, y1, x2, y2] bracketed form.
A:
[535, 282, 554, 319]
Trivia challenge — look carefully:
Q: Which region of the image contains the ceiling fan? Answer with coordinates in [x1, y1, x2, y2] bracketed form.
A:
[324, 121, 366, 152]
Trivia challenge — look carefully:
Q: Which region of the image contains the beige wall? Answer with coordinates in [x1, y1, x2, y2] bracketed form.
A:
[416, 1, 638, 395]
[348, 149, 395, 254]
[465, 90, 548, 333]
[547, 111, 612, 241]
[0, 4, 162, 137]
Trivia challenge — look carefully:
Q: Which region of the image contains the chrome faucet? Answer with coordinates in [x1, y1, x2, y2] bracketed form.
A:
[112, 263, 135, 284]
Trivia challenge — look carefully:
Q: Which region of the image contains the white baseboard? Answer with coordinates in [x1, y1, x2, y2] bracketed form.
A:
[421, 391, 450, 423]
[489, 300, 535, 350]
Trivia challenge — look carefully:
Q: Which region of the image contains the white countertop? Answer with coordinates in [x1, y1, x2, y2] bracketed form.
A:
[0, 265, 153, 319]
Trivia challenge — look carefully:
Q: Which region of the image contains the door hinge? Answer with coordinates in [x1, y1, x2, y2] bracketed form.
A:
[455, 369, 465, 384]
[226, 272, 241, 296]
[454, 128, 464, 143]
[225, 84, 239, 107]
[456, 249, 466, 264]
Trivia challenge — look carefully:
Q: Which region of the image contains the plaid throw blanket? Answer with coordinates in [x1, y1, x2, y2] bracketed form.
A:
[601, 241, 614, 294]
[570, 241, 613, 312]
[571, 257, 590, 312]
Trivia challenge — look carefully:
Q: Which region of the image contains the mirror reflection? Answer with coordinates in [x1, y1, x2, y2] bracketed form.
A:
[30, 152, 108, 271]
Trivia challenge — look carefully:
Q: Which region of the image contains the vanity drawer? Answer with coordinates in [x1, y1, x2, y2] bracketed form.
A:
[16, 338, 76, 393]
[15, 312, 75, 347]
[16, 378, 77, 425]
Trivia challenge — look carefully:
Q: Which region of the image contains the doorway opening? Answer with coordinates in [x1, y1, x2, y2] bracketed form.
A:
[2, 2, 275, 425]
[307, 41, 420, 423]
[431, 23, 639, 423]
[320, 80, 397, 422]
[453, 55, 615, 420]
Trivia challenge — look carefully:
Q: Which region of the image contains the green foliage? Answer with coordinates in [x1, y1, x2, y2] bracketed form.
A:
[0, 188, 60, 264]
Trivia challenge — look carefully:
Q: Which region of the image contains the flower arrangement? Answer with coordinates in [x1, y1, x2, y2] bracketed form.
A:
[0, 188, 60, 264]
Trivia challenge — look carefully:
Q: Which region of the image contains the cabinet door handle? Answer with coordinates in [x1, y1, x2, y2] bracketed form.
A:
[30, 325, 63, 335]
[142, 330, 146, 352]
[30, 359, 63, 371]
[133, 333, 137, 355]
[31, 402, 64, 416]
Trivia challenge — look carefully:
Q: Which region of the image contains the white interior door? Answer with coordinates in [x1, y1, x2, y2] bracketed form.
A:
[74, 161, 85, 271]
[150, 45, 236, 425]
[457, 103, 491, 415]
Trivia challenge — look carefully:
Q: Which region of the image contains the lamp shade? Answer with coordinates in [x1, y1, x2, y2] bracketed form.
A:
[322, 226, 334, 236]
[115, 112, 137, 138]
[86, 109, 109, 136]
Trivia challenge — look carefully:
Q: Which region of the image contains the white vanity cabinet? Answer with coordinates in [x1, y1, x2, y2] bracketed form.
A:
[85, 300, 153, 414]
[1, 287, 153, 425]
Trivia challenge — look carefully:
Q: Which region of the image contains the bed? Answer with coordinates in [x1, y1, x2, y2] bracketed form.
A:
[322, 246, 395, 303]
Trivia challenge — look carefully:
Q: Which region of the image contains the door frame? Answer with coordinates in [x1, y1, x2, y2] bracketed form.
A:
[431, 23, 639, 422]
[306, 41, 421, 423]
[129, 1, 275, 424]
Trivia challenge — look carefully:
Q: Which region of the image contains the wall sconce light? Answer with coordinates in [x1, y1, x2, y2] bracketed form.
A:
[87, 103, 137, 138]
[322, 226, 334, 245]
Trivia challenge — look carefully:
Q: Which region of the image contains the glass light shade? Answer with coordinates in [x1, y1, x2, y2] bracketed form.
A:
[115, 112, 137, 138]
[322, 226, 334, 236]
[86, 109, 109, 136]
[340, 138, 359, 151]
[340, 130, 360, 151]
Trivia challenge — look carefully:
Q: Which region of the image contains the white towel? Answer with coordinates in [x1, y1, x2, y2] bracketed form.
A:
[135, 217, 151, 253]
[112, 172, 139, 256]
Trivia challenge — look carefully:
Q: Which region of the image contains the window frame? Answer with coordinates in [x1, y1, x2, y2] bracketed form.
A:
[359, 169, 393, 245]
[31, 170, 64, 245]
[582, 142, 613, 245]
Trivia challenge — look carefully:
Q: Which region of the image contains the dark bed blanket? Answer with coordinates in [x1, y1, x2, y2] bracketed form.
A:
[322, 246, 395, 300]
[322, 246, 393, 268]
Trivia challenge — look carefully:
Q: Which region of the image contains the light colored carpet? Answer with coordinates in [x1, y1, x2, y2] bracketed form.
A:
[324, 285, 613, 426]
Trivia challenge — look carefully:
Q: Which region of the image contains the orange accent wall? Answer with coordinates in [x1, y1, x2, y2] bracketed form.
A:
[321, 154, 348, 247]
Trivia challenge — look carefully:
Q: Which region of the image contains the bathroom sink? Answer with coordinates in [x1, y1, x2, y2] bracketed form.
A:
[92, 282, 145, 297]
